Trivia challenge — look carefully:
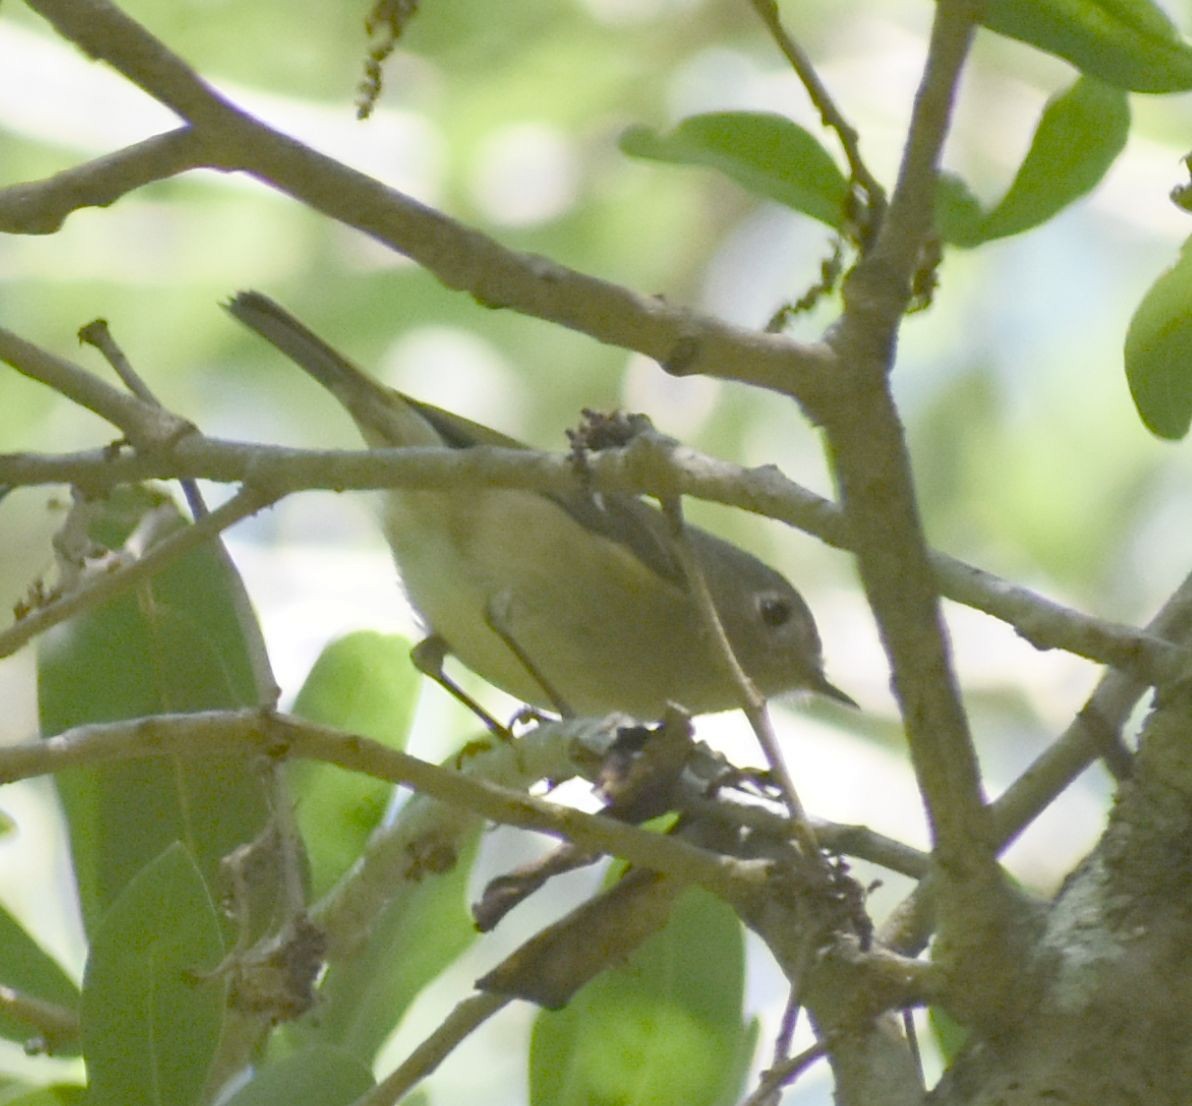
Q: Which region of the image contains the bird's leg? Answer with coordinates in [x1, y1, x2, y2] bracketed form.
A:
[484, 590, 574, 718]
[409, 635, 512, 741]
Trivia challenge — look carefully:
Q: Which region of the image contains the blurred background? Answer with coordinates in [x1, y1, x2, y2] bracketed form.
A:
[1, 0, 1190, 1099]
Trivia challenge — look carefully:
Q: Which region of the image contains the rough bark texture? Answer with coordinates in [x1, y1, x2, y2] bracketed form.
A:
[932, 693, 1192, 1105]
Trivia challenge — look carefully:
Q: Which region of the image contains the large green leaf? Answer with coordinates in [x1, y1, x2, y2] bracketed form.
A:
[1124, 233, 1192, 439]
[290, 631, 419, 898]
[220, 1045, 374, 1106]
[975, 78, 1128, 241]
[529, 887, 753, 1106]
[982, 0, 1192, 92]
[37, 487, 271, 934]
[286, 634, 476, 1064]
[80, 843, 224, 1106]
[620, 112, 849, 228]
[0, 903, 80, 1055]
[939, 77, 1129, 246]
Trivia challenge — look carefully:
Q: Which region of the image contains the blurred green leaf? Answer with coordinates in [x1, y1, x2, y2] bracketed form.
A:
[1124, 234, 1192, 439]
[929, 1005, 970, 1062]
[0, 903, 80, 1055]
[529, 887, 752, 1106]
[221, 1045, 374, 1106]
[978, 78, 1129, 241]
[620, 112, 849, 228]
[1173, 154, 1192, 213]
[283, 634, 477, 1065]
[935, 172, 987, 247]
[80, 843, 224, 1106]
[0, 1086, 86, 1106]
[290, 631, 419, 897]
[938, 78, 1129, 246]
[982, 0, 1192, 91]
[37, 487, 271, 934]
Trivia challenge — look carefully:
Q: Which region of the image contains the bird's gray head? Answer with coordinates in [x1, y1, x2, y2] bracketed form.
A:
[693, 530, 854, 707]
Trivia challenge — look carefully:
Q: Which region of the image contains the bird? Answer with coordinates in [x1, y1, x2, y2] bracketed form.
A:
[226, 291, 854, 720]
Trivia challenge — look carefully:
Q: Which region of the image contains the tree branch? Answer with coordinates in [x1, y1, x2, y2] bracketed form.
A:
[1, 429, 1184, 683]
[20, 0, 838, 399]
[309, 714, 623, 960]
[820, 0, 992, 866]
[815, 0, 1019, 1025]
[992, 566, 1192, 848]
[0, 709, 771, 905]
[846, 0, 982, 325]
[0, 984, 80, 1054]
[358, 991, 510, 1106]
[0, 323, 192, 450]
[0, 127, 210, 234]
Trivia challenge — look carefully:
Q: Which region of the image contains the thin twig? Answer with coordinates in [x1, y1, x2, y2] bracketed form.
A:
[0, 323, 191, 450]
[658, 493, 816, 846]
[357, 992, 509, 1106]
[0, 485, 274, 660]
[740, 1041, 829, 1106]
[75, 318, 281, 701]
[772, 986, 804, 1070]
[992, 567, 1192, 848]
[747, 0, 886, 228]
[0, 984, 80, 1054]
[78, 318, 208, 522]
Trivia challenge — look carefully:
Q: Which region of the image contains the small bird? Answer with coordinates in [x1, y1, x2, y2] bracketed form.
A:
[226, 291, 853, 719]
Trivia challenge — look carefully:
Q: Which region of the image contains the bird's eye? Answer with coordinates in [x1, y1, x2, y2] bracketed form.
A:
[757, 595, 792, 628]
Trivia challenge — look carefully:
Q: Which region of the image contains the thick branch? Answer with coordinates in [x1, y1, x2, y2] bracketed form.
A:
[20, 0, 837, 399]
[818, 0, 1020, 1025]
[824, 0, 991, 869]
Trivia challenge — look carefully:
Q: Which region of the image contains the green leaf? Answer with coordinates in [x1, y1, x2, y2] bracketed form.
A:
[978, 78, 1129, 241]
[37, 487, 271, 934]
[220, 1045, 374, 1106]
[0, 903, 80, 1055]
[282, 634, 478, 1064]
[982, 0, 1192, 92]
[1124, 234, 1192, 439]
[929, 1006, 970, 1062]
[937, 78, 1129, 246]
[80, 843, 225, 1106]
[529, 887, 752, 1106]
[290, 631, 419, 897]
[935, 172, 987, 247]
[0, 1085, 86, 1106]
[620, 112, 849, 228]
